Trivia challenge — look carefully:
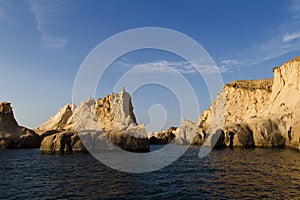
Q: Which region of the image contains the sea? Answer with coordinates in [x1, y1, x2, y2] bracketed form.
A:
[0, 146, 299, 199]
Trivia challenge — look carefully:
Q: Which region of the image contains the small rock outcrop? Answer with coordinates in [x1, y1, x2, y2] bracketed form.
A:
[198, 56, 300, 150]
[0, 102, 41, 149]
[148, 127, 177, 144]
[38, 88, 150, 153]
[173, 119, 205, 145]
[149, 119, 205, 145]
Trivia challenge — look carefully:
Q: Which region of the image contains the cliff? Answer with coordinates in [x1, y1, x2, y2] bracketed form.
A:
[0, 102, 41, 149]
[37, 87, 149, 153]
[198, 56, 300, 150]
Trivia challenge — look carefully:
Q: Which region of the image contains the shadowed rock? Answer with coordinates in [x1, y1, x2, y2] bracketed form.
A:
[0, 102, 41, 149]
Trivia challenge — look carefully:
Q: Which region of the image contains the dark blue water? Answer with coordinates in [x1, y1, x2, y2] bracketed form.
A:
[0, 146, 299, 199]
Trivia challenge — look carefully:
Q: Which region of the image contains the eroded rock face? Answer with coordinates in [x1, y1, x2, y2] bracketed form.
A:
[0, 102, 41, 149]
[223, 123, 254, 148]
[37, 88, 150, 153]
[198, 56, 300, 150]
[96, 87, 137, 132]
[149, 119, 205, 145]
[148, 127, 177, 144]
[40, 131, 74, 154]
[35, 103, 76, 132]
[173, 119, 205, 145]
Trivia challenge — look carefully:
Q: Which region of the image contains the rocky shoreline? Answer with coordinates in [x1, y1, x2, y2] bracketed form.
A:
[148, 56, 300, 150]
[197, 56, 300, 150]
[0, 56, 300, 152]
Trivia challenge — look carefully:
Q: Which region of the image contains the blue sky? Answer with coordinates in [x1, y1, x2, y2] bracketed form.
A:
[1, 0, 300, 132]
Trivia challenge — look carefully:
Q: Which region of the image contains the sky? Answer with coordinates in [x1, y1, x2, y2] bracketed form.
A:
[1, 0, 300, 132]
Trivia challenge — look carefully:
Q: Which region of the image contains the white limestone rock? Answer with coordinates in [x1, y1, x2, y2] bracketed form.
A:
[38, 88, 149, 153]
[198, 56, 300, 150]
[35, 103, 76, 133]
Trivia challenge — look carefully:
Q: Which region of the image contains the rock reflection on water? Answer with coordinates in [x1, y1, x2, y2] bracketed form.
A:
[0, 147, 299, 199]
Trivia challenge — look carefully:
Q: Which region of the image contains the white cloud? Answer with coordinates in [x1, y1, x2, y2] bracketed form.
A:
[283, 31, 300, 42]
[118, 60, 231, 75]
[27, 0, 69, 49]
[42, 35, 69, 49]
[220, 59, 241, 66]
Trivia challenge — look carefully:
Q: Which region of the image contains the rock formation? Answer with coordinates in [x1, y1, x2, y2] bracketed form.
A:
[38, 87, 149, 153]
[36, 103, 76, 132]
[0, 102, 41, 149]
[198, 56, 300, 150]
[173, 119, 205, 145]
[149, 119, 205, 145]
[148, 127, 177, 144]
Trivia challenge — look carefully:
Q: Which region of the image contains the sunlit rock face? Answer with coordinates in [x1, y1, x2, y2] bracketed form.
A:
[36, 103, 76, 132]
[149, 119, 205, 145]
[173, 119, 205, 145]
[38, 88, 149, 153]
[0, 102, 41, 149]
[198, 56, 300, 150]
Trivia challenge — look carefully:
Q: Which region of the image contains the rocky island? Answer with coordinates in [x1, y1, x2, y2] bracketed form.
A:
[36, 87, 150, 153]
[0, 56, 300, 152]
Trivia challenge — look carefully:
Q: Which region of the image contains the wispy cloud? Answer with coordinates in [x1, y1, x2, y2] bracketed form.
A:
[118, 59, 231, 75]
[220, 0, 300, 69]
[289, 0, 300, 12]
[27, 0, 69, 49]
[283, 31, 300, 42]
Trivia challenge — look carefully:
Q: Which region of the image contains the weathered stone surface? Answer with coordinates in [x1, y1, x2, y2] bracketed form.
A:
[37, 87, 149, 153]
[149, 119, 205, 145]
[95, 87, 137, 132]
[40, 131, 74, 154]
[247, 118, 286, 147]
[35, 103, 76, 132]
[0, 102, 41, 149]
[198, 56, 300, 150]
[223, 123, 254, 148]
[148, 127, 177, 144]
[173, 119, 205, 145]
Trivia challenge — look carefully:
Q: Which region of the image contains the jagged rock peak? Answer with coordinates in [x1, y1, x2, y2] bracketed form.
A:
[0, 102, 41, 149]
[0, 102, 13, 113]
[0, 102, 19, 129]
[38, 88, 150, 153]
[37, 87, 138, 132]
[36, 103, 76, 132]
[95, 87, 137, 131]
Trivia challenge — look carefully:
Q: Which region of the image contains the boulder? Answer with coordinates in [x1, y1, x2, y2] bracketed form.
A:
[40, 131, 74, 154]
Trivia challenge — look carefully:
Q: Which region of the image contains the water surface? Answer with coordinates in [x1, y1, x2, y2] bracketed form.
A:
[0, 146, 299, 199]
